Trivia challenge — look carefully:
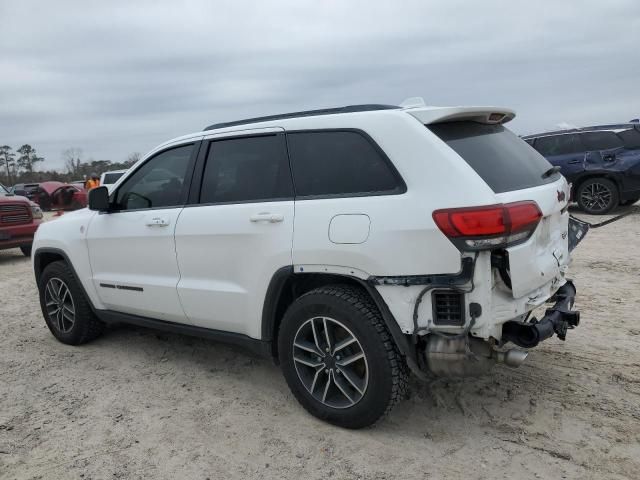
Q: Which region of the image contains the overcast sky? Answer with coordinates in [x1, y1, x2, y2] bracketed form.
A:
[1, 0, 639, 171]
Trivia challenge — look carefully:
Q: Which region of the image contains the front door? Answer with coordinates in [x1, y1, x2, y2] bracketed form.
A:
[175, 130, 294, 338]
[86, 142, 199, 322]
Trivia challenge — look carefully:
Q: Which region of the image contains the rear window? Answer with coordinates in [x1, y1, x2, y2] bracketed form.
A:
[580, 131, 623, 151]
[103, 172, 125, 184]
[428, 122, 558, 193]
[617, 128, 640, 149]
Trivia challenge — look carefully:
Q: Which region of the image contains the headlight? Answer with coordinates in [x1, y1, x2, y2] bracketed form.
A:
[31, 205, 43, 219]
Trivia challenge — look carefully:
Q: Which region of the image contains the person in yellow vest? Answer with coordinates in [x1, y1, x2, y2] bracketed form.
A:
[85, 173, 101, 190]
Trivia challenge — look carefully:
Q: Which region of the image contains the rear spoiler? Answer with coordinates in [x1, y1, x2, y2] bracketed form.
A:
[406, 106, 516, 126]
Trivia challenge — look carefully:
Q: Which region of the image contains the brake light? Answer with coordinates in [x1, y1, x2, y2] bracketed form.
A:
[433, 201, 542, 250]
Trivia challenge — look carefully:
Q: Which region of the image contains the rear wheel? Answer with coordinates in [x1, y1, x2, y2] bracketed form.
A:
[38, 261, 104, 345]
[278, 285, 407, 428]
[576, 178, 619, 214]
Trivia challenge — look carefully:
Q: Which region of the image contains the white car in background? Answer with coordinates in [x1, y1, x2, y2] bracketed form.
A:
[100, 169, 127, 188]
[31, 101, 581, 428]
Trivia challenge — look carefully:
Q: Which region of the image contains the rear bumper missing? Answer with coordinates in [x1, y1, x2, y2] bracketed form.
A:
[502, 280, 580, 348]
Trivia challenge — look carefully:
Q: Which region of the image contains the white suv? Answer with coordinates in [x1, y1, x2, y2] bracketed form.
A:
[32, 103, 581, 428]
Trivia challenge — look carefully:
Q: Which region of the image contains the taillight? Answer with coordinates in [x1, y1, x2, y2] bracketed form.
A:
[433, 201, 542, 250]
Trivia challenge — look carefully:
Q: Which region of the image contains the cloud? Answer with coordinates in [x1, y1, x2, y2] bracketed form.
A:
[1, 0, 639, 170]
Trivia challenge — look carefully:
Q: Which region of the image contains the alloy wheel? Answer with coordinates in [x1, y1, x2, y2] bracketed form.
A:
[44, 277, 76, 334]
[292, 316, 369, 409]
[580, 182, 613, 213]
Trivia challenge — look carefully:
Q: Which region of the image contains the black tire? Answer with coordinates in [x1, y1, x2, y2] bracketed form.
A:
[576, 177, 619, 214]
[19, 245, 32, 257]
[38, 260, 104, 345]
[278, 285, 407, 429]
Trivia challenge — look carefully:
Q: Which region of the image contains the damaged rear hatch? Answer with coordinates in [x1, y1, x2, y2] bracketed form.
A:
[427, 120, 574, 299]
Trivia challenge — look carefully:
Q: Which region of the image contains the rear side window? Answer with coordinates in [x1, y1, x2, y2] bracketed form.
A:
[533, 134, 584, 156]
[428, 122, 557, 194]
[580, 131, 623, 151]
[287, 131, 403, 197]
[200, 135, 293, 204]
[616, 129, 640, 149]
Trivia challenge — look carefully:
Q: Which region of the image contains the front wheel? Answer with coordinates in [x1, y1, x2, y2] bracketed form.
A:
[278, 285, 407, 429]
[38, 261, 104, 345]
[576, 177, 619, 214]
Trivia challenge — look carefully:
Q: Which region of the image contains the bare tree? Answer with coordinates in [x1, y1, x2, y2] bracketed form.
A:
[62, 148, 84, 177]
[126, 152, 141, 165]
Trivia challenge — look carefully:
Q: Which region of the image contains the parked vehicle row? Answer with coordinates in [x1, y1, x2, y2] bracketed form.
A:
[523, 123, 640, 214]
[32, 102, 581, 428]
[11, 181, 87, 211]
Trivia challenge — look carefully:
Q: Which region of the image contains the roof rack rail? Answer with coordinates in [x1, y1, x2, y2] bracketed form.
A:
[203, 104, 399, 131]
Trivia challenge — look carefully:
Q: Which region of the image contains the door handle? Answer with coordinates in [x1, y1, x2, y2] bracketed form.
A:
[567, 159, 582, 164]
[249, 212, 284, 223]
[145, 217, 170, 227]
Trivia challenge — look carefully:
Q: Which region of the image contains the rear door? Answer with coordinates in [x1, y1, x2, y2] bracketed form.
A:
[86, 142, 199, 322]
[532, 134, 586, 182]
[174, 129, 294, 338]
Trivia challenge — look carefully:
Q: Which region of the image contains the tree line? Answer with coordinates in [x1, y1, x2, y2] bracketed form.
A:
[0, 145, 140, 186]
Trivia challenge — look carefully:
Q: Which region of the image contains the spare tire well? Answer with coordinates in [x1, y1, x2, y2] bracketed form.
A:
[262, 269, 375, 360]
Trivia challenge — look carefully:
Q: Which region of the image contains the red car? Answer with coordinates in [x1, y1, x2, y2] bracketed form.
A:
[0, 183, 43, 256]
[31, 181, 88, 211]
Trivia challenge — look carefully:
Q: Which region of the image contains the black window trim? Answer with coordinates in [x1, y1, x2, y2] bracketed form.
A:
[106, 141, 201, 214]
[285, 128, 407, 201]
[187, 131, 295, 208]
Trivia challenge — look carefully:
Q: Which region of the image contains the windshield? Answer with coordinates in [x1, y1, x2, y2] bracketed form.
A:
[428, 121, 559, 193]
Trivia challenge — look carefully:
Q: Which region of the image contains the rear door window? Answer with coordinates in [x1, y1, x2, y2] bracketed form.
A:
[580, 131, 623, 151]
[428, 122, 558, 193]
[199, 134, 293, 204]
[286, 130, 404, 197]
[533, 134, 584, 156]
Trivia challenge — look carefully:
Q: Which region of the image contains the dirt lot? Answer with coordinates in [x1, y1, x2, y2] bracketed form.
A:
[1, 210, 639, 480]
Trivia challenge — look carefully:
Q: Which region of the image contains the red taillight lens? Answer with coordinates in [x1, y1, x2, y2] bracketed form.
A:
[433, 201, 542, 250]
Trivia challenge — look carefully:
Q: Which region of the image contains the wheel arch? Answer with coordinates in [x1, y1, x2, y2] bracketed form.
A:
[571, 172, 622, 199]
[261, 267, 413, 364]
[33, 247, 97, 312]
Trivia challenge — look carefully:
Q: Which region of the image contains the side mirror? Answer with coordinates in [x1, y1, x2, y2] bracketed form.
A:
[88, 186, 110, 211]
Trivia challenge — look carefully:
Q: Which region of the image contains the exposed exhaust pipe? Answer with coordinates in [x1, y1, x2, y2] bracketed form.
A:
[423, 336, 528, 377]
[495, 349, 528, 368]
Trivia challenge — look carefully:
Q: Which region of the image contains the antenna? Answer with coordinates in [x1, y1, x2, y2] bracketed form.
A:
[399, 97, 426, 108]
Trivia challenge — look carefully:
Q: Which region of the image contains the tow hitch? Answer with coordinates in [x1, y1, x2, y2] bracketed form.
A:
[502, 281, 580, 348]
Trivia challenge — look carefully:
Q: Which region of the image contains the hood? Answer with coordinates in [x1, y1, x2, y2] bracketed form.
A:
[0, 193, 31, 205]
[39, 181, 66, 195]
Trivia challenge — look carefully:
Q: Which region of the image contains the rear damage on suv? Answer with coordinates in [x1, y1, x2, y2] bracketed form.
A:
[371, 111, 582, 379]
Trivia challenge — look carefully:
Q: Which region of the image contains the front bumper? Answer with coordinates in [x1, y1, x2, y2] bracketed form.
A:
[501, 280, 580, 348]
[0, 220, 41, 250]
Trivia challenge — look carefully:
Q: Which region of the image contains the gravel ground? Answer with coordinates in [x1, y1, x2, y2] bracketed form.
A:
[1, 209, 639, 479]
